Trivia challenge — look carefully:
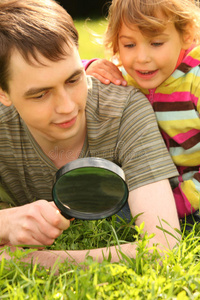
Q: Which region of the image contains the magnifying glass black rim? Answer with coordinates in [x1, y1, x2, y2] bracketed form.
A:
[55, 157, 126, 181]
[52, 157, 129, 220]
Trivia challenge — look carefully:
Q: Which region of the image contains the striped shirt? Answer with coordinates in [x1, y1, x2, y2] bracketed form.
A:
[124, 46, 200, 217]
[0, 76, 177, 208]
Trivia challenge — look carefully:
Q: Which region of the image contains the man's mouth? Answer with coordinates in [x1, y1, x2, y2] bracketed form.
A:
[54, 116, 77, 128]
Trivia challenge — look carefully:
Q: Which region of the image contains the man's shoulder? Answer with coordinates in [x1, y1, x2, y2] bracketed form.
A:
[0, 103, 19, 124]
[87, 75, 138, 98]
[86, 76, 143, 118]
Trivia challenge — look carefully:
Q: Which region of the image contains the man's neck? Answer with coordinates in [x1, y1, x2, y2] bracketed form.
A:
[28, 124, 87, 169]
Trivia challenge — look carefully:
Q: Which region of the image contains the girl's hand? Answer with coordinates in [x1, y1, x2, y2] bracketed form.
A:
[86, 59, 127, 86]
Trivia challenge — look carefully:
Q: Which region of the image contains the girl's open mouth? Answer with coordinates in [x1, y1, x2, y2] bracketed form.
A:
[136, 69, 158, 79]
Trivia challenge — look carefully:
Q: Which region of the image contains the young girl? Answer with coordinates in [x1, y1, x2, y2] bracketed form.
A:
[85, 0, 200, 220]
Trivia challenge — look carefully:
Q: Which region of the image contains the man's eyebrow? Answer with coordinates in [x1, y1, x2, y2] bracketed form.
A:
[23, 67, 84, 97]
[67, 67, 84, 81]
[24, 86, 50, 98]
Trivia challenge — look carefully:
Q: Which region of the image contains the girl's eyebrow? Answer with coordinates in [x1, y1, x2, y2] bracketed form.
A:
[119, 32, 169, 40]
[119, 34, 134, 39]
[23, 68, 84, 97]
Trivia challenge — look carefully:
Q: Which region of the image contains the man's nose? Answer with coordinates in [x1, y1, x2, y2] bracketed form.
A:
[54, 90, 75, 114]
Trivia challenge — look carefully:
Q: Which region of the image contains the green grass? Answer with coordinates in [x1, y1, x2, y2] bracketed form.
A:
[0, 18, 200, 299]
[1, 218, 200, 299]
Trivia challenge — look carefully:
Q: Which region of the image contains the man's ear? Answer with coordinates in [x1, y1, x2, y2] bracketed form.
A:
[0, 88, 12, 106]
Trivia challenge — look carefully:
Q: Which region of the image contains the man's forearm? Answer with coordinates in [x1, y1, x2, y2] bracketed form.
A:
[0, 229, 180, 271]
[0, 209, 10, 245]
[0, 243, 136, 270]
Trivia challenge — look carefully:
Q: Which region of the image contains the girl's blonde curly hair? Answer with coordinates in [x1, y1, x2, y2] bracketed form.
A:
[104, 0, 200, 55]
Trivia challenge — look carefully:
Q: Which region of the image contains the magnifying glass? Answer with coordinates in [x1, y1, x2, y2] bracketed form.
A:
[52, 157, 129, 220]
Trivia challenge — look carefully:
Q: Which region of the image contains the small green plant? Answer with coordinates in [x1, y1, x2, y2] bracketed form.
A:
[47, 215, 137, 251]
[1, 218, 200, 299]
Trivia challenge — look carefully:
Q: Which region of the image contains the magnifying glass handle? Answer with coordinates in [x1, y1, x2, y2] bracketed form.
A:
[60, 211, 72, 220]
[54, 200, 72, 219]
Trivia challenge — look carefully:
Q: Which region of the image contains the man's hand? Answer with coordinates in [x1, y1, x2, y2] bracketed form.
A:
[0, 200, 70, 247]
[86, 59, 127, 86]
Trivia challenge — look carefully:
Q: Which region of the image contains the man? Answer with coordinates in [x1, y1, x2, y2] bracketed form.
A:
[0, 0, 180, 269]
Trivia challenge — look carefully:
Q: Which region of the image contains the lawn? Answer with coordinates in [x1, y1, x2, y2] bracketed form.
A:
[1, 218, 200, 299]
[0, 19, 200, 299]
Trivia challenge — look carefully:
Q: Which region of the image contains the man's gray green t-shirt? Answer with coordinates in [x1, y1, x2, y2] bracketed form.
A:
[0, 76, 178, 207]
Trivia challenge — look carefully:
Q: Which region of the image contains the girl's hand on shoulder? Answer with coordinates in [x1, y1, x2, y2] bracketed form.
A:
[86, 59, 127, 86]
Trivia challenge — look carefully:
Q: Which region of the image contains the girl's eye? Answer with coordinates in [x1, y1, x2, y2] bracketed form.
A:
[124, 44, 135, 48]
[151, 42, 164, 47]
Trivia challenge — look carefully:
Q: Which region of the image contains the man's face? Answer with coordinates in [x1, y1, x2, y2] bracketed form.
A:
[5, 44, 88, 145]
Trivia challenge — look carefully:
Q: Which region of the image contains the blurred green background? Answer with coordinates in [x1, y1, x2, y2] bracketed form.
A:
[60, 1, 110, 60]
[74, 18, 108, 60]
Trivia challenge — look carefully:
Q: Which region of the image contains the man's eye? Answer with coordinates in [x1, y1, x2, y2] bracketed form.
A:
[67, 75, 82, 85]
[33, 91, 48, 99]
[68, 79, 78, 84]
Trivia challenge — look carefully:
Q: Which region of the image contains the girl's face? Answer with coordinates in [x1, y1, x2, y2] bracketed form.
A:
[118, 21, 190, 89]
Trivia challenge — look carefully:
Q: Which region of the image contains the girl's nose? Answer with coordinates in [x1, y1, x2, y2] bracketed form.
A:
[136, 46, 151, 64]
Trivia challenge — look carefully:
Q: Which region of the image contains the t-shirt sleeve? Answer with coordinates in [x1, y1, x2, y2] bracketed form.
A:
[116, 88, 178, 191]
